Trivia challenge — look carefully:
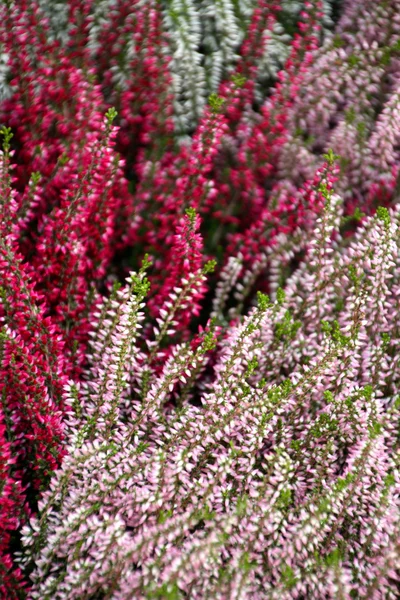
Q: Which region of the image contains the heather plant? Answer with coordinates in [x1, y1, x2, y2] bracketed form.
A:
[19, 176, 400, 599]
[278, 0, 400, 204]
[1, 0, 400, 598]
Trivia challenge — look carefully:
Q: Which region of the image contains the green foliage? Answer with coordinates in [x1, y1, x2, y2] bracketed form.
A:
[281, 563, 297, 589]
[208, 93, 225, 114]
[157, 509, 174, 524]
[146, 582, 183, 600]
[199, 329, 218, 354]
[256, 291, 270, 311]
[105, 106, 118, 124]
[323, 148, 340, 167]
[332, 34, 344, 48]
[311, 413, 338, 438]
[185, 206, 197, 224]
[275, 310, 301, 341]
[335, 472, 356, 492]
[0, 125, 13, 150]
[324, 547, 343, 568]
[231, 73, 246, 88]
[130, 254, 152, 297]
[321, 320, 351, 347]
[342, 207, 365, 226]
[30, 171, 41, 186]
[384, 473, 396, 489]
[276, 287, 286, 305]
[203, 259, 217, 274]
[376, 206, 390, 228]
[344, 106, 356, 125]
[245, 357, 258, 377]
[347, 54, 360, 68]
[236, 494, 248, 516]
[361, 385, 373, 401]
[369, 420, 382, 439]
[276, 488, 292, 511]
[238, 551, 257, 573]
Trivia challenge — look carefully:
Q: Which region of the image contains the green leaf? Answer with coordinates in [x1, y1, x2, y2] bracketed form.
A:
[105, 107, 118, 124]
[376, 206, 390, 227]
[231, 73, 246, 88]
[323, 148, 340, 166]
[257, 291, 270, 311]
[208, 93, 225, 114]
[276, 287, 286, 305]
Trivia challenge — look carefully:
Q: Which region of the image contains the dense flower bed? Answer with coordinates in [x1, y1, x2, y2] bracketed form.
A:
[1, 0, 400, 598]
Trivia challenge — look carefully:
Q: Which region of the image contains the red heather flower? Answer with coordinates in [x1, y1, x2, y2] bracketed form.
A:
[217, 1, 278, 126]
[65, 0, 92, 63]
[0, 134, 68, 596]
[227, 159, 337, 270]
[80, 0, 176, 253]
[1, 62, 106, 217]
[239, 0, 280, 76]
[117, 1, 175, 162]
[0, 232, 68, 482]
[148, 209, 207, 327]
[0, 3, 88, 184]
[31, 115, 128, 366]
[211, 1, 325, 249]
[125, 103, 228, 261]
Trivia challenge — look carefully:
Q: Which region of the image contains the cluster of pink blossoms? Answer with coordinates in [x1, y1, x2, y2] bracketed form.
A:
[1, 0, 400, 598]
